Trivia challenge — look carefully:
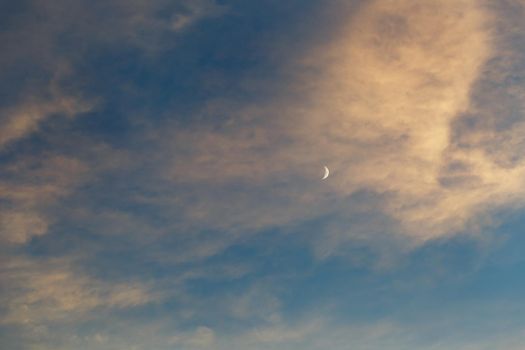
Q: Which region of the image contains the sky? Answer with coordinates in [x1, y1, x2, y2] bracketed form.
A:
[2, 0, 525, 349]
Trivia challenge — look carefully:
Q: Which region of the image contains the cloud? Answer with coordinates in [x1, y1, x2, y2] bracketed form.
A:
[169, 326, 217, 348]
[242, 320, 321, 344]
[155, 0, 525, 253]
[3, 2, 525, 347]
[0, 0, 226, 150]
[0, 89, 93, 151]
[6, 307, 525, 350]
[0, 256, 156, 325]
[0, 155, 89, 243]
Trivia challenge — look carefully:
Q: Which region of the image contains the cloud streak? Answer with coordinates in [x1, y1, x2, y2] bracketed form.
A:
[161, 0, 525, 250]
[3, 1, 525, 349]
[0, 256, 156, 325]
[0, 155, 89, 244]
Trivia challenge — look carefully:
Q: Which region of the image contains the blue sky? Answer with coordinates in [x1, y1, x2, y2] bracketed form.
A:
[2, 1, 525, 349]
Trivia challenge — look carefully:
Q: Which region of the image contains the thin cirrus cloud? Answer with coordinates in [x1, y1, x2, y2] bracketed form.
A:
[163, 0, 525, 248]
[0, 92, 92, 151]
[2, 1, 525, 349]
[0, 0, 224, 244]
[0, 0, 223, 150]
[0, 155, 89, 244]
[0, 257, 155, 325]
[0, 1, 228, 340]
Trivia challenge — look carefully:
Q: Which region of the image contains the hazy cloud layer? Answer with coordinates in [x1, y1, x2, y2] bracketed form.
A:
[164, 0, 525, 246]
[0, 257, 155, 325]
[2, 0, 525, 349]
[0, 155, 89, 243]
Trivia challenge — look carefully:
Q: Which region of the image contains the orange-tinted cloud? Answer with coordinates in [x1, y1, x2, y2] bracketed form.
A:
[162, 0, 525, 248]
[0, 257, 156, 325]
[0, 155, 89, 244]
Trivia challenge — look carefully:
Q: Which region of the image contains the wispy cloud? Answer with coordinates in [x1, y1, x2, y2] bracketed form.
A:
[0, 155, 88, 243]
[2, 1, 525, 349]
[157, 0, 525, 252]
[0, 256, 156, 325]
[0, 92, 93, 151]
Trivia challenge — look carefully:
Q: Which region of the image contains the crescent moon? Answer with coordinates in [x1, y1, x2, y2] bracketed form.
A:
[322, 166, 330, 180]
